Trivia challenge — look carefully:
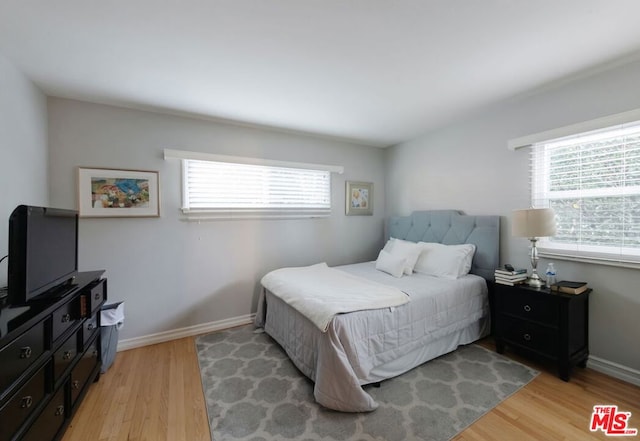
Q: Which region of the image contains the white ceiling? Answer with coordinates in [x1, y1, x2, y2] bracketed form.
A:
[2, 1, 640, 147]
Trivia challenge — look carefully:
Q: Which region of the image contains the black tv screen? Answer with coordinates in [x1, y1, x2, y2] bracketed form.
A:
[8, 205, 78, 304]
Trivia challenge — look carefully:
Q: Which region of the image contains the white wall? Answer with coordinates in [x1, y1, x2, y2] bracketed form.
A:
[0, 54, 48, 286]
[48, 98, 386, 341]
[386, 60, 640, 373]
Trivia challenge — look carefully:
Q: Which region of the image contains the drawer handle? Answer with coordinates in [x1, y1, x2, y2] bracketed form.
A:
[72, 380, 80, 389]
[55, 405, 65, 416]
[87, 323, 95, 331]
[94, 292, 101, 300]
[19, 346, 32, 359]
[523, 333, 532, 341]
[63, 350, 73, 360]
[92, 350, 99, 358]
[62, 313, 71, 323]
[20, 396, 33, 408]
[523, 305, 532, 312]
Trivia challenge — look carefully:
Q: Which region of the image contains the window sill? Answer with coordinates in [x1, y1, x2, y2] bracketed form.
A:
[539, 250, 640, 270]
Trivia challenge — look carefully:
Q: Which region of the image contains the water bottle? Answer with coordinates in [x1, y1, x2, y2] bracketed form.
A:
[545, 263, 557, 288]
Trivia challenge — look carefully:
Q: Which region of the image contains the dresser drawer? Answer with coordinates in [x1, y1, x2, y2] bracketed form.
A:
[53, 330, 80, 383]
[82, 312, 99, 349]
[501, 290, 559, 325]
[501, 315, 558, 356]
[0, 321, 46, 393]
[0, 363, 48, 441]
[88, 279, 106, 314]
[70, 337, 99, 406]
[21, 386, 66, 441]
[52, 299, 80, 342]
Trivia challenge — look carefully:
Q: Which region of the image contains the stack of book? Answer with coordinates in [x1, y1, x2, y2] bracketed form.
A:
[551, 281, 589, 294]
[494, 267, 528, 286]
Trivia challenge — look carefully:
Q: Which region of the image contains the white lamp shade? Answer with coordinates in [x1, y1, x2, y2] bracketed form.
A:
[512, 208, 557, 237]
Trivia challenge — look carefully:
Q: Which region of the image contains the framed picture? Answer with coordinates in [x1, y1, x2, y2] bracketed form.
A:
[78, 167, 160, 218]
[346, 181, 373, 216]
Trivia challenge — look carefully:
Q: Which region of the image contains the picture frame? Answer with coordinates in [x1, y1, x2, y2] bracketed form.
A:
[78, 167, 160, 218]
[346, 181, 373, 216]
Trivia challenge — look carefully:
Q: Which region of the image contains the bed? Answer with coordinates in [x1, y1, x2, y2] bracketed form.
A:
[254, 210, 500, 412]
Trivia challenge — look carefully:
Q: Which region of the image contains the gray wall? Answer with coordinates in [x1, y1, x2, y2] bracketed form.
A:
[386, 60, 640, 372]
[47, 98, 387, 341]
[0, 55, 48, 286]
[4, 49, 638, 374]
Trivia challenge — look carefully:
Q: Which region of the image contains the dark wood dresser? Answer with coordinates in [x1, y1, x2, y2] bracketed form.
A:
[494, 282, 590, 381]
[0, 271, 106, 441]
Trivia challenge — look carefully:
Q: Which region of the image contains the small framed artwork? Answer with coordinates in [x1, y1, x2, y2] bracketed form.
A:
[346, 181, 373, 216]
[78, 167, 160, 218]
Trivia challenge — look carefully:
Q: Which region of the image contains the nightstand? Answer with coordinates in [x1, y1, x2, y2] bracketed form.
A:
[494, 282, 590, 381]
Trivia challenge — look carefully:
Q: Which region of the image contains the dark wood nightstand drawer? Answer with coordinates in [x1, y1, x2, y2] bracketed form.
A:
[495, 282, 590, 381]
[500, 289, 559, 325]
[0, 321, 45, 393]
[0, 363, 48, 441]
[500, 315, 558, 356]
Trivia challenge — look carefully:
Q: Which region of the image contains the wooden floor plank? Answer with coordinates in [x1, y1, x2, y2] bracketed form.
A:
[61, 335, 639, 441]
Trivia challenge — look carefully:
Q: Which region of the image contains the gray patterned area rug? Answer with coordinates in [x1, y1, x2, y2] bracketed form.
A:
[195, 325, 538, 441]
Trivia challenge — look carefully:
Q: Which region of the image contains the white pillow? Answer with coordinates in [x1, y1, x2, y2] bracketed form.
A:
[382, 238, 395, 253]
[414, 242, 476, 279]
[386, 238, 423, 275]
[375, 249, 406, 278]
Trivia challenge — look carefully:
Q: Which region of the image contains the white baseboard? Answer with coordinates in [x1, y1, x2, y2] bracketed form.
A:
[116, 313, 256, 352]
[589, 355, 640, 386]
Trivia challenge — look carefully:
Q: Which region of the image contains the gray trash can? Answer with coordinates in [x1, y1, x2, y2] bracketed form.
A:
[100, 302, 124, 373]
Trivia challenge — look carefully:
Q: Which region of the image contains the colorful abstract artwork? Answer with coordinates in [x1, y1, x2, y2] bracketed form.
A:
[91, 177, 150, 209]
[78, 168, 159, 217]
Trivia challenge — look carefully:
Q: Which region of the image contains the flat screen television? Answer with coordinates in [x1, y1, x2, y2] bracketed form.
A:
[8, 205, 79, 304]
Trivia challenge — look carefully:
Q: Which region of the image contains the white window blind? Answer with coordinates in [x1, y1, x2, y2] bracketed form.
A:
[182, 159, 332, 218]
[531, 121, 640, 265]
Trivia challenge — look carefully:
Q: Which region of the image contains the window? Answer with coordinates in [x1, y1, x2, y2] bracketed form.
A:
[164, 149, 343, 219]
[530, 121, 640, 265]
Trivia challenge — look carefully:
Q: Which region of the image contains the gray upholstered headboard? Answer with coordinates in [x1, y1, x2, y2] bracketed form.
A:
[387, 210, 500, 281]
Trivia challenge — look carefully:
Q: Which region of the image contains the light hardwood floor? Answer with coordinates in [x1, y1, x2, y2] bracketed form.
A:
[62, 335, 640, 441]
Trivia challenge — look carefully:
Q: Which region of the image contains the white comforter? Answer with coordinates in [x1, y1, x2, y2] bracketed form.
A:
[261, 262, 409, 332]
[256, 262, 489, 412]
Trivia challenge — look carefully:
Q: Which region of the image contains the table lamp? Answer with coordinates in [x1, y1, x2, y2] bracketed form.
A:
[512, 208, 556, 287]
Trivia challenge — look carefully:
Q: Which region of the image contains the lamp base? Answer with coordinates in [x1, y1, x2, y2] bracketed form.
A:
[527, 273, 543, 288]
